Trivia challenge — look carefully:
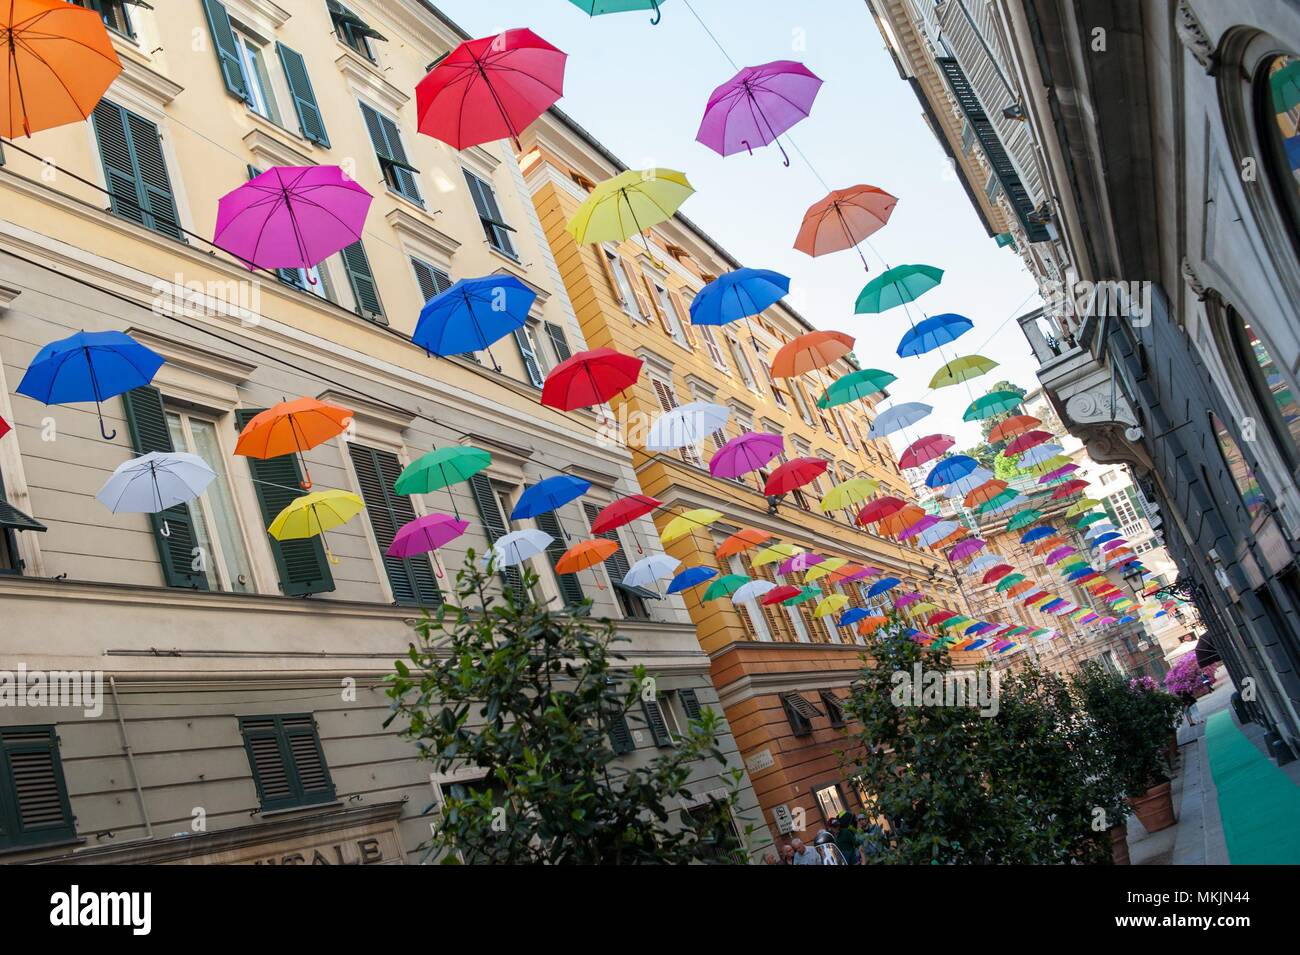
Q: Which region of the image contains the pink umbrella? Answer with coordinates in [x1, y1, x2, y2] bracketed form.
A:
[386, 514, 469, 558]
[1102, 539, 1128, 551]
[778, 553, 824, 575]
[696, 60, 823, 167]
[949, 538, 985, 561]
[1037, 463, 1078, 483]
[894, 592, 924, 608]
[839, 565, 881, 583]
[214, 166, 371, 271]
[899, 434, 954, 470]
[1045, 545, 1076, 565]
[898, 514, 939, 540]
[710, 431, 783, 479]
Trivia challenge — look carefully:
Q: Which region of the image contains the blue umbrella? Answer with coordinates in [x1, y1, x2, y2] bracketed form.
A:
[925, 455, 979, 488]
[666, 566, 718, 594]
[511, 475, 591, 521]
[1066, 567, 1094, 581]
[1091, 532, 1122, 547]
[897, 313, 973, 357]
[964, 621, 984, 635]
[17, 330, 164, 440]
[965, 638, 988, 651]
[689, 268, 790, 326]
[838, 607, 871, 627]
[1020, 526, 1056, 544]
[1117, 615, 1136, 624]
[412, 275, 537, 368]
[868, 576, 900, 598]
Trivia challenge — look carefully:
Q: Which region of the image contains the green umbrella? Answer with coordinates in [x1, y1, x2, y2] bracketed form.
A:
[854, 264, 943, 314]
[1006, 509, 1043, 531]
[1074, 512, 1108, 528]
[976, 489, 1020, 513]
[567, 0, 666, 24]
[995, 573, 1026, 593]
[963, 390, 1024, 421]
[784, 585, 822, 606]
[1270, 59, 1300, 113]
[703, 573, 750, 601]
[394, 447, 491, 520]
[816, 368, 897, 408]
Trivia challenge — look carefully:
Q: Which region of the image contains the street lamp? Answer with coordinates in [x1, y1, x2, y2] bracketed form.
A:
[1121, 562, 1146, 600]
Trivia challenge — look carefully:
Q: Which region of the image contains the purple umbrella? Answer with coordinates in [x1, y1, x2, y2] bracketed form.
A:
[778, 553, 824, 575]
[387, 514, 469, 558]
[710, 431, 784, 480]
[898, 514, 940, 540]
[1037, 463, 1079, 483]
[696, 60, 822, 167]
[214, 165, 372, 271]
[949, 538, 985, 561]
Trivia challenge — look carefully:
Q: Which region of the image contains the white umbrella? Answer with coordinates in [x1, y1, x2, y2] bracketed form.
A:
[943, 467, 993, 499]
[1086, 523, 1118, 538]
[96, 452, 215, 534]
[966, 554, 1004, 575]
[731, 579, 776, 604]
[916, 519, 959, 546]
[484, 529, 553, 569]
[1017, 443, 1064, 466]
[645, 401, 730, 451]
[623, 553, 680, 592]
[867, 402, 931, 439]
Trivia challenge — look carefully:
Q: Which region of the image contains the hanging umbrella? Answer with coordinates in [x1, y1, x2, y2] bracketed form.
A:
[395, 446, 492, 508]
[268, 489, 365, 564]
[963, 390, 1024, 421]
[751, 542, 801, 567]
[925, 455, 979, 488]
[770, 330, 854, 377]
[784, 586, 822, 606]
[816, 368, 896, 409]
[590, 494, 661, 534]
[929, 355, 999, 388]
[814, 594, 848, 618]
[1021, 526, 1057, 544]
[982, 564, 1014, 584]
[647, 401, 729, 450]
[555, 539, 618, 577]
[805, 558, 848, 583]
[778, 553, 824, 575]
[916, 519, 959, 547]
[1, 0, 121, 138]
[697, 60, 822, 166]
[689, 269, 790, 326]
[897, 313, 974, 357]
[793, 184, 898, 270]
[942, 466, 993, 498]
[949, 538, 985, 561]
[234, 397, 352, 491]
[214, 166, 371, 271]
[1006, 509, 1044, 531]
[567, 169, 694, 247]
[868, 577, 901, 598]
[1051, 479, 1090, 499]
[897, 514, 939, 540]
[995, 573, 1027, 593]
[1045, 546, 1077, 565]
[511, 474, 591, 519]
[854, 264, 943, 314]
[716, 527, 772, 559]
[1270, 58, 1300, 111]
[17, 330, 164, 441]
[568, 0, 666, 23]
[762, 584, 803, 605]
[1016, 443, 1064, 466]
[703, 573, 750, 601]
[0, 415, 8, 440]
[1038, 463, 1079, 483]
[542, 348, 643, 410]
[1005, 429, 1054, 456]
[838, 607, 871, 626]
[416, 28, 566, 149]
[868, 401, 932, 439]
[988, 414, 1042, 443]
[978, 490, 1022, 514]
[1091, 532, 1122, 547]
[899, 434, 954, 470]
[660, 507, 722, 544]
[963, 479, 1009, 508]
[819, 477, 877, 512]
[732, 579, 777, 604]
[1065, 498, 1102, 518]
[857, 496, 905, 524]
[764, 457, 828, 496]
[96, 452, 215, 534]
[709, 431, 783, 479]
[413, 275, 536, 367]
[485, 528, 554, 569]
[666, 565, 717, 594]
[387, 514, 468, 558]
[1075, 512, 1108, 528]
[894, 592, 924, 608]
[622, 553, 679, 592]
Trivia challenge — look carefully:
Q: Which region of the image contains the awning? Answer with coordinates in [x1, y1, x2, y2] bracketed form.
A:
[0, 498, 45, 533]
[781, 692, 824, 720]
[1195, 635, 1222, 669]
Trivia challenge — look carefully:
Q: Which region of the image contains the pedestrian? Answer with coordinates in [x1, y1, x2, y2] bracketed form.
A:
[834, 812, 860, 865]
[789, 837, 821, 865]
[778, 842, 795, 865]
[1179, 688, 1199, 726]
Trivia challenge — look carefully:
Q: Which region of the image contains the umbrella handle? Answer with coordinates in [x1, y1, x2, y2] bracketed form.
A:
[741, 139, 754, 158]
[596, 577, 607, 591]
[433, 553, 445, 579]
[650, 1, 661, 24]
[160, 520, 171, 538]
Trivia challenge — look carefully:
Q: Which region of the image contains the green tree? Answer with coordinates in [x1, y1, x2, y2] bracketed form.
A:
[386, 553, 750, 864]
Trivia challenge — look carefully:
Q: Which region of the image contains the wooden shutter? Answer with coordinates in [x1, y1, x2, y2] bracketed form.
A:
[0, 726, 76, 849]
[411, 257, 451, 302]
[348, 444, 441, 607]
[607, 711, 635, 755]
[582, 501, 650, 617]
[642, 273, 674, 336]
[276, 43, 330, 147]
[678, 687, 703, 721]
[200, 0, 250, 102]
[512, 328, 545, 387]
[91, 101, 182, 239]
[463, 170, 515, 256]
[597, 248, 624, 305]
[701, 325, 728, 369]
[531, 504, 585, 607]
[340, 241, 385, 322]
[668, 289, 696, 345]
[641, 697, 674, 747]
[361, 102, 419, 201]
[235, 409, 335, 596]
[120, 387, 209, 590]
[239, 714, 335, 811]
[544, 322, 572, 363]
[650, 378, 703, 467]
[622, 256, 652, 319]
[467, 472, 525, 601]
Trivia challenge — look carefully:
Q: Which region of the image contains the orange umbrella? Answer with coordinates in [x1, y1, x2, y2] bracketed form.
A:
[235, 397, 353, 490]
[770, 330, 854, 378]
[1032, 536, 1066, 556]
[1006, 580, 1036, 598]
[856, 615, 887, 637]
[2, 0, 122, 138]
[716, 527, 772, 559]
[963, 479, 1008, 508]
[555, 539, 618, 582]
[878, 503, 925, 537]
[793, 184, 897, 270]
[988, 414, 1042, 443]
[933, 527, 967, 549]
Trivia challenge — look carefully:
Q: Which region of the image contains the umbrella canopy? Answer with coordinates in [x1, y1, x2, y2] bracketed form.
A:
[486, 528, 553, 568]
[963, 478, 1009, 508]
[555, 538, 618, 575]
[590, 494, 661, 534]
[949, 538, 985, 561]
[868, 577, 901, 598]
[567, 168, 694, 244]
[1075, 512, 1109, 528]
[387, 514, 468, 558]
[814, 594, 848, 618]
[413, 275, 536, 358]
[899, 434, 953, 470]
[761, 584, 803, 605]
[894, 592, 924, 608]
[751, 542, 801, 567]
[214, 166, 371, 271]
[770, 330, 854, 377]
[778, 553, 824, 575]
[647, 401, 729, 450]
[17, 330, 164, 440]
[854, 263, 943, 314]
[916, 519, 959, 546]
[1, 0, 121, 138]
[568, 0, 667, 22]
[819, 477, 878, 512]
[983, 564, 1014, 584]
[660, 507, 722, 544]
[857, 495, 905, 524]
[804, 558, 848, 583]
[689, 269, 790, 326]
[710, 431, 784, 479]
[703, 573, 750, 601]
[988, 414, 1042, 443]
[268, 490, 365, 547]
[1046, 546, 1077, 565]
[929, 354, 998, 388]
[784, 586, 822, 606]
[1005, 429, 1055, 456]
[395, 446, 491, 495]
[977, 489, 1022, 514]
[925, 455, 979, 488]
[1017, 443, 1065, 466]
[963, 390, 1024, 421]
[868, 401, 932, 438]
[1006, 509, 1044, 531]
[897, 514, 939, 540]
[764, 457, 828, 496]
[817, 368, 896, 408]
[666, 565, 717, 594]
[732, 580, 777, 604]
[622, 553, 679, 589]
[1065, 498, 1102, 518]
[541, 348, 642, 410]
[96, 451, 215, 515]
[1038, 463, 1080, 483]
[794, 184, 898, 269]
[897, 313, 974, 357]
[0, 415, 8, 440]
[1021, 526, 1057, 544]
[697, 60, 822, 165]
[996, 573, 1028, 593]
[416, 28, 566, 149]
[942, 466, 993, 499]
[511, 474, 591, 519]
[716, 527, 772, 559]
[873, 502, 923, 537]
[234, 397, 352, 490]
[838, 607, 872, 626]
[1051, 479, 1091, 499]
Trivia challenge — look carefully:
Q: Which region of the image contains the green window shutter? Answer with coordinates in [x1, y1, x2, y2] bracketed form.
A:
[512, 328, 545, 388]
[641, 697, 673, 747]
[462, 169, 515, 256]
[0, 726, 77, 850]
[582, 501, 650, 618]
[91, 100, 182, 240]
[248, 165, 306, 287]
[607, 711, 635, 755]
[276, 43, 330, 147]
[200, 0, 251, 103]
[239, 714, 335, 811]
[340, 241, 385, 323]
[678, 687, 703, 721]
[119, 386, 210, 591]
[544, 321, 572, 363]
[347, 443, 441, 607]
[531, 502, 584, 607]
[466, 472, 525, 602]
[410, 257, 451, 302]
[359, 102, 419, 201]
[235, 409, 335, 596]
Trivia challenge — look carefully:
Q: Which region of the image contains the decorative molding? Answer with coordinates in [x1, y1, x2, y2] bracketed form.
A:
[1180, 255, 1208, 301]
[0, 283, 21, 312]
[335, 50, 410, 114]
[462, 432, 532, 486]
[1064, 383, 1139, 429]
[316, 388, 416, 433]
[682, 373, 716, 400]
[492, 266, 549, 305]
[566, 461, 621, 490]
[384, 206, 460, 263]
[106, 54, 185, 115]
[1174, 0, 1216, 73]
[636, 346, 674, 379]
[224, 0, 292, 33]
[459, 145, 503, 180]
[124, 327, 256, 386]
[242, 128, 315, 169]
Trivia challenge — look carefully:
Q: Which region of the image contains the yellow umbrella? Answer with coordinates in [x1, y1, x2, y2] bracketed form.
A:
[267, 489, 365, 564]
[751, 542, 802, 567]
[566, 169, 695, 245]
[819, 477, 878, 513]
[805, 557, 848, 582]
[1025, 454, 1071, 474]
[910, 601, 938, 614]
[1065, 498, 1102, 518]
[929, 354, 999, 388]
[660, 507, 722, 545]
[814, 594, 849, 618]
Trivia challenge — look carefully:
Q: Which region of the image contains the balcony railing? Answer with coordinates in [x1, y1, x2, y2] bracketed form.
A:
[1018, 308, 1079, 365]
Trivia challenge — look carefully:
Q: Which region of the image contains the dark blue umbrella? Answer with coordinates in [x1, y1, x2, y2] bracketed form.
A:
[17, 330, 164, 440]
[511, 475, 591, 520]
[867, 576, 900, 598]
[925, 455, 979, 488]
[965, 638, 988, 651]
[666, 566, 717, 594]
[689, 268, 790, 326]
[413, 275, 536, 369]
[897, 313, 973, 357]
[1066, 567, 1094, 581]
[1020, 526, 1056, 544]
[837, 607, 870, 627]
[1091, 532, 1122, 547]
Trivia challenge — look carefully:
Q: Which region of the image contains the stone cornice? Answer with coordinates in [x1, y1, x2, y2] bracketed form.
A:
[336, 49, 410, 113]
[242, 127, 316, 168]
[384, 206, 461, 260]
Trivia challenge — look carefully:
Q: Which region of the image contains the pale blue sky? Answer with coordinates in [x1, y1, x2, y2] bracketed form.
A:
[432, 0, 1043, 450]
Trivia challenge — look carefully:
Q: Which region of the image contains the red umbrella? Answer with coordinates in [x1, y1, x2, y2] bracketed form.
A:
[416, 28, 567, 150]
[541, 348, 642, 410]
[761, 584, 803, 605]
[857, 496, 905, 525]
[982, 564, 1014, 584]
[590, 494, 661, 534]
[1005, 429, 1054, 455]
[0, 415, 9, 440]
[1051, 479, 1090, 499]
[763, 457, 828, 496]
[898, 433, 954, 470]
[793, 184, 897, 270]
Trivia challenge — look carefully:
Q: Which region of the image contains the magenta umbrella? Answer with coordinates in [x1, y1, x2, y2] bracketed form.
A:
[710, 431, 784, 480]
[949, 538, 985, 561]
[696, 60, 822, 167]
[1045, 545, 1076, 565]
[214, 166, 372, 270]
[839, 565, 880, 584]
[1038, 463, 1079, 483]
[387, 513, 469, 558]
[898, 514, 940, 540]
[778, 553, 824, 575]
[894, 592, 924, 608]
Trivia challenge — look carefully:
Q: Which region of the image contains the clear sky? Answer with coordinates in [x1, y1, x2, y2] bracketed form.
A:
[431, 0, 1043, 453]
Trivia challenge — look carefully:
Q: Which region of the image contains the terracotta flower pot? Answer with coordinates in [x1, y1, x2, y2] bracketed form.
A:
[1127, 781, 1176, 832]
[1108, 823, 1130, 865]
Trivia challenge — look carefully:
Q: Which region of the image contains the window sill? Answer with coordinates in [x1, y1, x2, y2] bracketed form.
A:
[486, 244, 522, 268]
[0, 835, 85, 857]
[258, 799, 343, 819]
[384, 185, 427, 213]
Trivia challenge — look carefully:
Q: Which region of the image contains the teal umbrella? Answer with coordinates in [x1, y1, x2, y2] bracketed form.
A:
[1270, 59, 1300, 113]
[703, 573, 750, 601]
[962, 390, 1024, 421]
[567, 0, 665, 24]
[816, 368, 897, 408]
[854, 264, 942, 314]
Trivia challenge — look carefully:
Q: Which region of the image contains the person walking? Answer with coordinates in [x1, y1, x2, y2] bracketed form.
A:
[789, 837, 821, 865]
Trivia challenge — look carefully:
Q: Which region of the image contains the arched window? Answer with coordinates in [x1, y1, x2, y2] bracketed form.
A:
[1209, 412, 1267, 520]
[1257, 54, 1300, 245]
[1225, 307, 1300, 472]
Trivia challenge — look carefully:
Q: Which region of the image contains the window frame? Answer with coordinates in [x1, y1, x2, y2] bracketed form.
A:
[238, 713, 337, 812]
[463, 169, 517, 258]
[0, 725, 77, 851]
[232, 28, 281, 124]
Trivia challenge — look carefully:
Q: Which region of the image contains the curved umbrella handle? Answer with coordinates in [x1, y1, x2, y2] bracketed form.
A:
[650, 1, 661, 24]
[160, 520, 171, 538]
[741, 139, 754, 158]
[596, 577, 607, 591]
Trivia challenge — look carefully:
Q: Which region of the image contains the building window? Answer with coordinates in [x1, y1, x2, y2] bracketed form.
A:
[513, 325, 546, 388]
[650, 377, 704, 468]
[820, 691, 846, 727]
[698, 324, 729, 371]
[360, 102, 421, 203]
[605, 251, 645, 320]
[582, 502, 652, 620]
[233, 31, 281, 123]
[812, 782, 848, 823]
[467, 473, 527, 603]
[328, 0, 385, 62]
[239, 714, 336, 812]
[0, 469, 43, 575]
[1210, 412, 1268, 520]
[1227, 309, 1300, 472]
[463, 170, 516, 257]
[781, 692, 821, 736]
[338, 240, 385, 322]
[1257, 53, 1300, 250]
[791, 381, 816, 425]
[0, 726, 77, 850]
[91, 100, 183, 240]
[652, 281, 689, 348]
[727, 335, 758, 391]
[73, 0, 134, 38]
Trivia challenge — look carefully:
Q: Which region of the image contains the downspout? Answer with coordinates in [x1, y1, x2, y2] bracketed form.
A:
[109, 676, 153, 839]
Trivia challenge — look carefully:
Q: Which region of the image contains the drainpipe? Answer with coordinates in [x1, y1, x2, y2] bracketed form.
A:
[109, 676, 153, 839]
